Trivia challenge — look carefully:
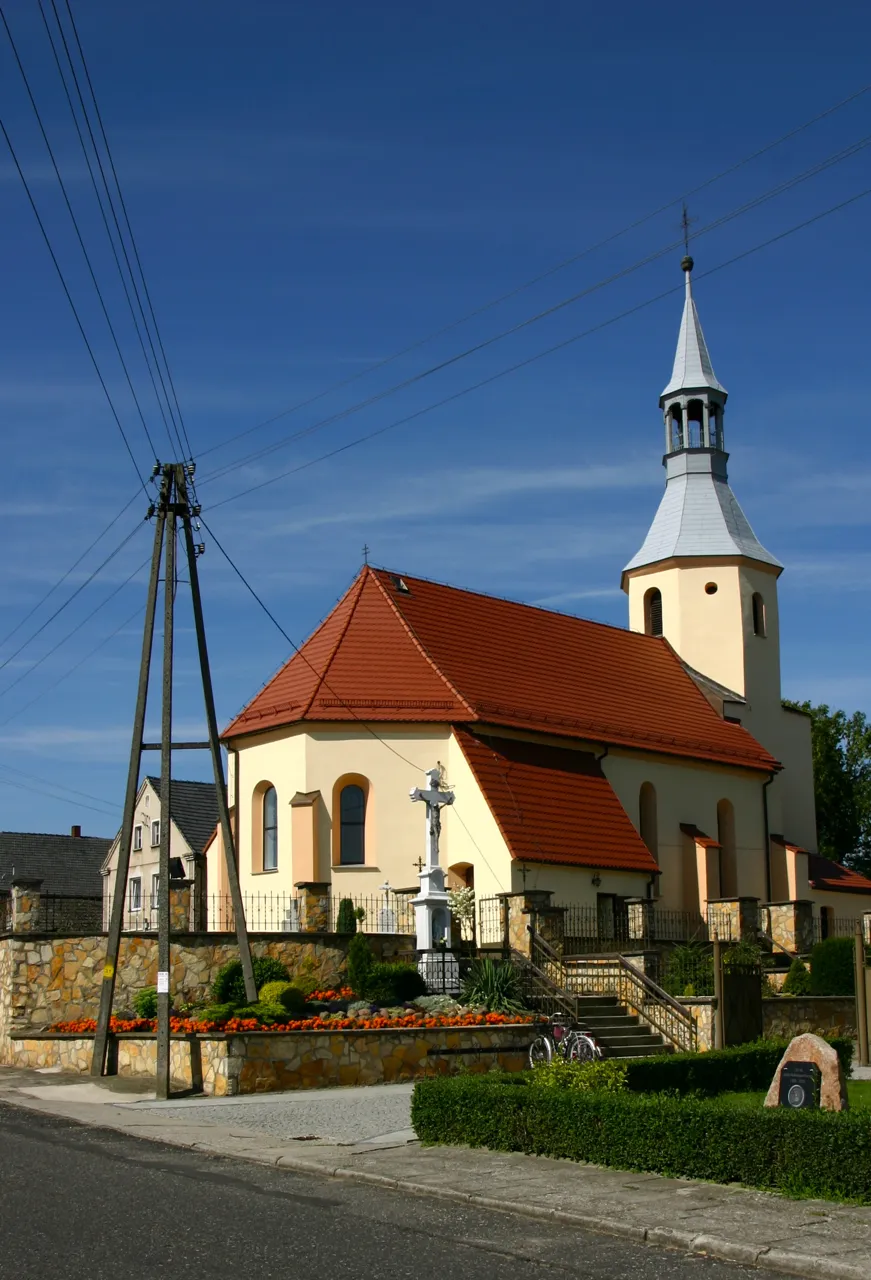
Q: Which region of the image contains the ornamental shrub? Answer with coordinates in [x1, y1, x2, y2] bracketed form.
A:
[258, 981, 308, 1014]
[782, 957, 812, 996]
[810, 936, 856, 996]
[410, 1076, 871, 1202]
[346, 932, 374, 996]
[530, 1058, 628, 1094]
[133, 986, 158, 1018]
[365, 962, 426, 1006]
[616, 1037, 852, 1095]
[335, 898, 358, 934]
[461, 957, 525, 1013]
[211, 956, 290, 1006]
[195, 1003, 236, 1026]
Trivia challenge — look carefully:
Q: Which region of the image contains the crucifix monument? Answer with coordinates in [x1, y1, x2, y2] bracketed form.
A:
[410, 765, 457, 989]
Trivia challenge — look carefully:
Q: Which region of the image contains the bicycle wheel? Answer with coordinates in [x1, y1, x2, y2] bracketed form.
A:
[566, 1032, 598, 1062]
[528, 1035, 553, 1068]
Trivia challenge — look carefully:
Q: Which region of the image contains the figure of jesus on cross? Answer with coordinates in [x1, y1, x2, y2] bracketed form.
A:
[410, 764, 454, 952]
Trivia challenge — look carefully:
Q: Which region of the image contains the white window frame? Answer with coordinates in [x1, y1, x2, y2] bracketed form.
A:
[129, 877, 142, 912]
[151, 873, 160, 910]
[133, 825, 142, 851]
[151, 819, 160, 847]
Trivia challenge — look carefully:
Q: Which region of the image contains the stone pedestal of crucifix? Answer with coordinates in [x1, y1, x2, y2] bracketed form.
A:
[410, 765, 458, 993]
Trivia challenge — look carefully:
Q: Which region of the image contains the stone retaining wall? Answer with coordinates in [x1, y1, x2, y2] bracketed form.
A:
[9, 1024, 531, 1095]
[0, 931, 414, 1056]
[762, 995, 857, 1042]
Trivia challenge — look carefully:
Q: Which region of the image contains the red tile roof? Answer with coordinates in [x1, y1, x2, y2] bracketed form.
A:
[808, 853, 871, 896]
[223, 567, 779, 773]
[455, 729, 659, 872]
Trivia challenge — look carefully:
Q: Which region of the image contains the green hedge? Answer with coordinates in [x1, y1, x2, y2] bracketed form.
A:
[410, 1076, 871, 1201]
[617, 1037, 853, 1096]
[810, 937, 857, 996]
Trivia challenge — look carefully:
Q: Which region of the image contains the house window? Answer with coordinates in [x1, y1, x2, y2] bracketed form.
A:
[339, 784, 366, 865]
[133, 825, 142, 851]
[752, 592, 766, 637]
[151, 820, 160, 847]
[644, 587, 663, 637]
[151, 873, 160, 908]
[263, 786, 278, 871]
[129, 877, 142, 912]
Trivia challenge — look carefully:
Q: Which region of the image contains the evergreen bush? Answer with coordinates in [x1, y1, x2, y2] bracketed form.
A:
[461, 957, 524, 1013]
[410, 1075, 871, 1202]
[211, 956, 290, 1006]
[133, 986, 158, 1018]
[809, 936, 857, 996]
[365, 962, 426, 1006]
[258, 981, 308, 1014]
[782, 957, 812, 995]
[346, 932, 374, 996]
[335, 898, 358, 934]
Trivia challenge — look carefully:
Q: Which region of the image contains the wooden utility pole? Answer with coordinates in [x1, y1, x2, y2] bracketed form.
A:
[855, 924, 869, 1068]
[91, 462, 257, 1098]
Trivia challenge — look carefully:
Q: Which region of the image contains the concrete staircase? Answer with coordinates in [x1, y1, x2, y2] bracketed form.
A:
[571, 994, 673, 1059]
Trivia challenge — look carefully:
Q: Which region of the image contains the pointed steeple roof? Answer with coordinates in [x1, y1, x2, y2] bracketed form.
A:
[660, 258, 727, 402]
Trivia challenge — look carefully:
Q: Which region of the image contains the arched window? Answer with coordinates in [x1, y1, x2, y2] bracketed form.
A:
[639, 783, 658, 858]
[752, 592, 766, 637]
[687, 400, 704, 449]
[262, 786, 278, 871]
[339, 784, 366, 865]
[717, 798, 737, 897]
[644, 587, 663, 637]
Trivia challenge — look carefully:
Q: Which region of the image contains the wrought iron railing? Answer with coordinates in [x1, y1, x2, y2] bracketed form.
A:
[477, 895, 506, 947]
[103, 890, 416, 935]
[531, 931, 697, 1053]
[38, 894, 104, 933]
[812, 915, 862, 945]
[560, 904, 707, 953]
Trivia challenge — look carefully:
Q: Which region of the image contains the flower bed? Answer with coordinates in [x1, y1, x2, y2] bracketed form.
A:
[46, 1010, 535, 1036]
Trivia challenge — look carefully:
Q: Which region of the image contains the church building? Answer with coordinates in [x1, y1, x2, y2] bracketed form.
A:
[209, 258, 871, 939]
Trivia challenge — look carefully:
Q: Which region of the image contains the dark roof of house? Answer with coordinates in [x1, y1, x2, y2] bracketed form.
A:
[0, 831, 110, 896]
[144, 777, 219, 856]
[808, 853, 871, 896]
[455, 729, 659, 873]
[224, 565, 778, 774]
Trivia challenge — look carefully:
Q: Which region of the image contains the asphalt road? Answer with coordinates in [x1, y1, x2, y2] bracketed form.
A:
[0, 1102, 756, 1280]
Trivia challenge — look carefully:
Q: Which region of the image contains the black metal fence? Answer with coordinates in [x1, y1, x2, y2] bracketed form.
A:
[477, 896, 505, 946]
[812, 915, 862, 945]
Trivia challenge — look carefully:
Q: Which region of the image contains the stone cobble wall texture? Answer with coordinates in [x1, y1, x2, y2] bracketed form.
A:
[8, 1025, 529, 1095]
[0, 931, 413, 1059]
[762, 996, 857, 1042]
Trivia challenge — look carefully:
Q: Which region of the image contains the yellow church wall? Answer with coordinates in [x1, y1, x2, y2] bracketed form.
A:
[516, 863, 649, 903]
[808, 890, 871, 923]
[602, 750, 768, 914]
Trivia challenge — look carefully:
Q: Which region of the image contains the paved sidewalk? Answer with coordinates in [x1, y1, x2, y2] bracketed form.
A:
[1, 1066, 869, 1280]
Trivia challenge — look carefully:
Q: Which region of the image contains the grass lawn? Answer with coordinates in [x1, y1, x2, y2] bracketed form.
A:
[717, 1080, 871, 1109]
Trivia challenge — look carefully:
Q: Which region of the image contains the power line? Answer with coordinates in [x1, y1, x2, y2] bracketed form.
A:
[36, 0, 182, 462]
[0, 761, 118, 815]
[199, 132, 871, 488]
[0, 604, 143, 730]
[196, 81, 871, 467]
[58, 0, 195, 466]
[0, 489, 140, 649]
[0, 549, 149, 701]
[1, 6, 161, 463]
[209, 183, 871, 511]
[0, 523, 143, 675]
[0, 111, 149, 494]
[0, 773, 118, 820]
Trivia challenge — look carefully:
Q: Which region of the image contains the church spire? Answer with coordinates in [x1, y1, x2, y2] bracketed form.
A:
[659, 256, 727, 454]
[661, 256, 727, 402]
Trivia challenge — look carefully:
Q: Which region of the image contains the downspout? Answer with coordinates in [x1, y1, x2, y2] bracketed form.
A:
[762, 772, 774, 904]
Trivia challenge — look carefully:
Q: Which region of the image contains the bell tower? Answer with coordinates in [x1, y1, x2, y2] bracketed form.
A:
[622, 256, 783, 710]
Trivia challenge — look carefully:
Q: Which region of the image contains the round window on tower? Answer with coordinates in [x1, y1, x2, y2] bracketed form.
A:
[705, 582, 718, 595]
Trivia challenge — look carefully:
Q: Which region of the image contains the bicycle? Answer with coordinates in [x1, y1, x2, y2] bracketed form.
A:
[528, 1016, 602, 1068]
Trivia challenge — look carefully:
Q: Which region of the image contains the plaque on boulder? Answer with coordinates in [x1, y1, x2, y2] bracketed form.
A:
[778, 1061, 820, 1109]
[764, 1033, 848, 1111]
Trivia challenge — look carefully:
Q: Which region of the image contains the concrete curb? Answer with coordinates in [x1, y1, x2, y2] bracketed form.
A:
[1, 1089, 866, 1280]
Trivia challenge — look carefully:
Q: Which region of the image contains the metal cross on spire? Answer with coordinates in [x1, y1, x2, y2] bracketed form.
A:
[680, 202, 696, 257]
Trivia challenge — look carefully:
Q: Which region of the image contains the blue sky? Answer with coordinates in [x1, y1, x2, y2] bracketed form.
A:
[1, 1, 870, 837]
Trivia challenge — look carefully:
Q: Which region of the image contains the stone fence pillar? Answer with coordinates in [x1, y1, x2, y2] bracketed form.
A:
[767, 900, 814, 955]
[169, 880, 193, 933]
[500, 891, 564, 956]
[706, 897, 760, 944]
[0, 889, 11, 933]
[626, 897, 655, 942]
[11, 878, 43, 933]
[295, 881, 331, 933]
